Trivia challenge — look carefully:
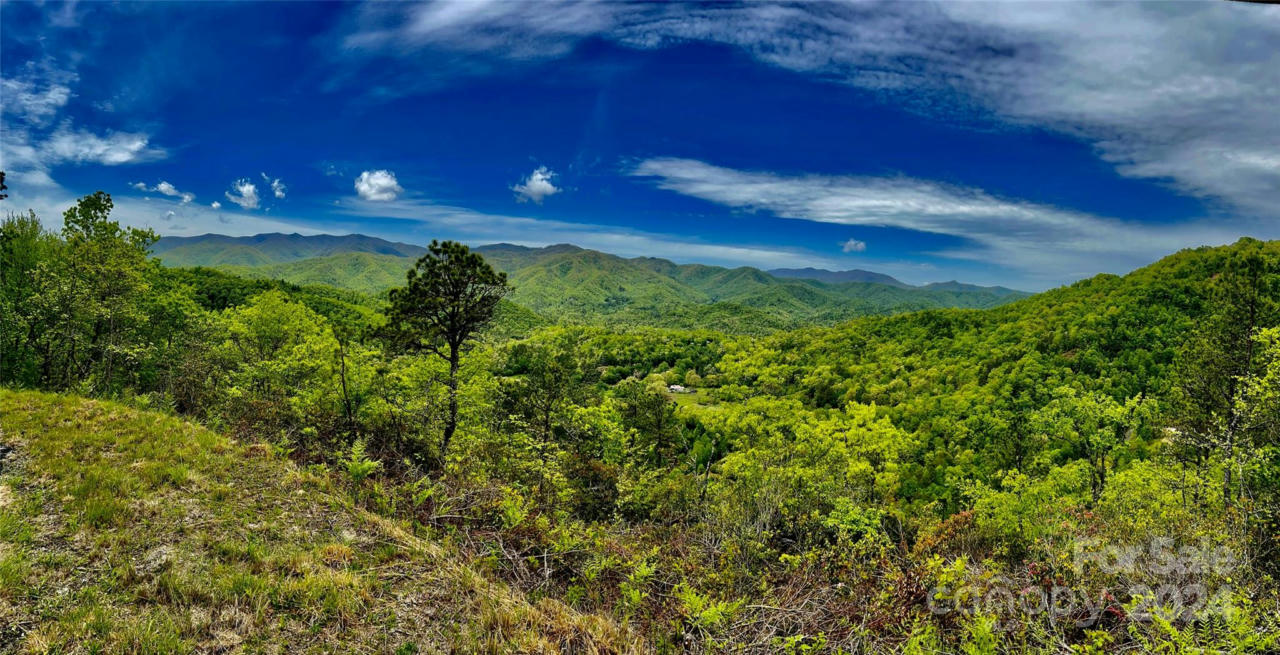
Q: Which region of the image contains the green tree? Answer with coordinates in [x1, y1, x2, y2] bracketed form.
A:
[1033, 387, 1152, 504]
[0, 211, 58, 384]
[614, 378, 682, 468]
[500, 329, 596, 446]
[1172, 241, 1279, 506]
[0, 194, 158, 392]
[214, 290, 326, 437]
[384, 240, 509, 462]
[62, 192, 158, 391]
[1236, 328, 1280, 567]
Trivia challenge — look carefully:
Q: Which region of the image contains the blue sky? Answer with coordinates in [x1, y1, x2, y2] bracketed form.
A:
[2, 1, 1278, 289]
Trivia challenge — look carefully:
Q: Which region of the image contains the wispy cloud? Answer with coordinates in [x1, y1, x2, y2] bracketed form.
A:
[224, 178, 260, 210]
[0, 64, 74, 127]
[341, 0, 622, 60]
[132, 180, 195, 204]
[1, 62, 167, 194]
[40, 126, 166, 166]
[262, 173, 287, 199]
[335, 2, 1280, 219]
[631, 157, 1264, 285]
[625, 3, 1280, 218]
[3, 122, 166, 171]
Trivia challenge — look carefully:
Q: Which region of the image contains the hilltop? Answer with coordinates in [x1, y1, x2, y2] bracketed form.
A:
[768, 266, 909, 287]
[0, 390, 635, 652]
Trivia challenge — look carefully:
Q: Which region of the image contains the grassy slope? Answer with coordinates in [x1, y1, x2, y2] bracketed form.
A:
[0, 390, 634, 654]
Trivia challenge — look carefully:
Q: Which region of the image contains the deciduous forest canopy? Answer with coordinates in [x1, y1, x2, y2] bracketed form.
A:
[3, 0, 1279, 652]
[1, 192, 1277, 652]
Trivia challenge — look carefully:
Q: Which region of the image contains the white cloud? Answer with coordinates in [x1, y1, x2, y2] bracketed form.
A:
[39, 125, 167, 166]
[632, 157, 1266, 286]
[47, 0, 81, 28]
[111, 199, 324, 238]
[0, 75, 73, 127]
[339, 2, 1280, 218]
[224, 178, 260, 210]
[0, 63, 168, 200]
[3, 125, 164, 173]
[342, 0, 623, 60]
[132, 180, 195, 204]
[354, 169, 403, 201]
[155, 181, 182, 200]
[511, 166, 559, 204]
[611, 3, 1280, 218]
[841, 238, 866, 253]
[926, 3, 1280, 217]
[262, 173, 287, 199]
[210, 201, 222, 210]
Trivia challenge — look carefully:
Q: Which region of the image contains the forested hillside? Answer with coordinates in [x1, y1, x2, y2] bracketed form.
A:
[770, 266, 910, 287]
[153, 233, 1027, 333]
[220, 252, 416, 295]
[153, 232, 427, 267]
[3, 194, 1278, 653]
[479, 243, 1027, 326]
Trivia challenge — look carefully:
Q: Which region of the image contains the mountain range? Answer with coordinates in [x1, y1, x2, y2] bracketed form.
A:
[151, 233, 428, 267]
[768, 267, 909, 287]
[153, 233, 1029, 332]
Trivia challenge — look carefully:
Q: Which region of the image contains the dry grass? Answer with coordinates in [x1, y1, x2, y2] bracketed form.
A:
[0, 389, 641, 654]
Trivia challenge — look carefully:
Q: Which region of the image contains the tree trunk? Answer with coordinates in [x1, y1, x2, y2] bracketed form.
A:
[441, 343, 460, 463]
[1223, 429, 1234, 508]
[336, 335, 356, 441]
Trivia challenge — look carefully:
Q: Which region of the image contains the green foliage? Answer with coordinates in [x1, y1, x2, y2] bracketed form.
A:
[384, 240, 511, 461]
[165, 235, 1028, 334]
[485, 244, 1027, 333]
[673, 582, 744, 635]
[496, 486, 531, 529]
[1, 193, 158, 394]
[152, 232, 426, 267]
[343, 440, 381, 483]
[1032, 387, 1155, 503]
[4, 195, 1280, 653]
[969, 464, 1090, 551]
[222, 251, 416, 295]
